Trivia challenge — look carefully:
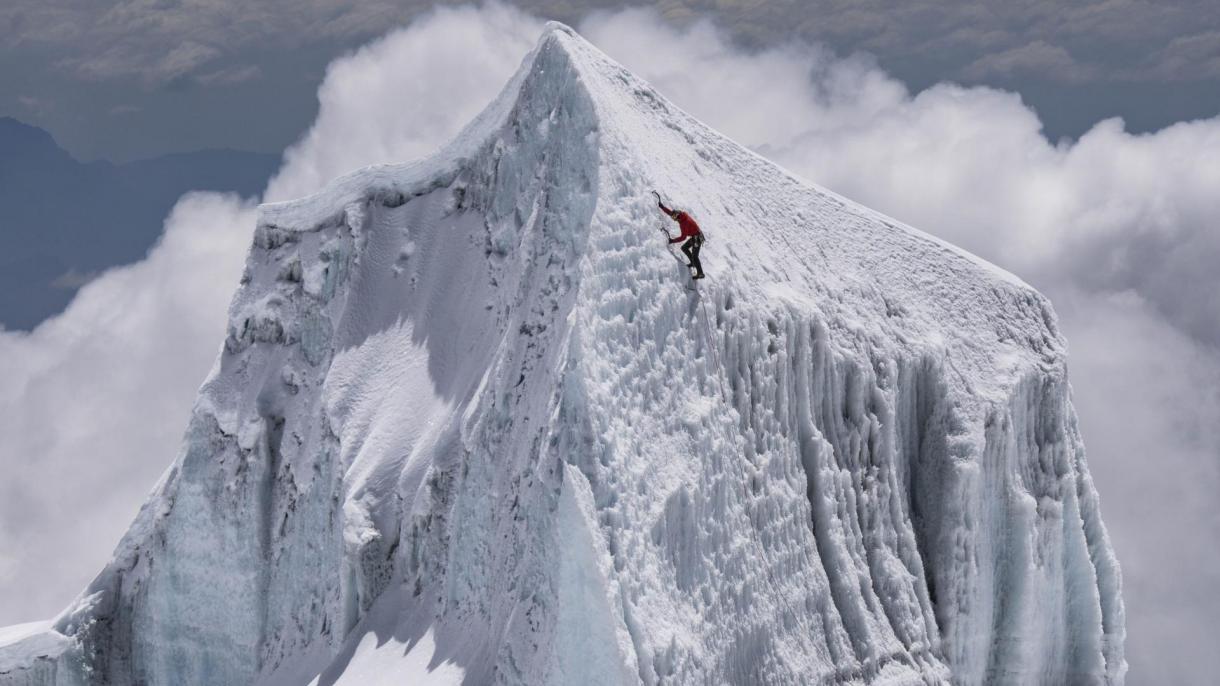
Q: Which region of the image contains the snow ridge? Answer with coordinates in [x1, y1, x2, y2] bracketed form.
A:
[1, 23, 1124, 686]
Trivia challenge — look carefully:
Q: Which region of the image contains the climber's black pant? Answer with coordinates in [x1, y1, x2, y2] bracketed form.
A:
[681, 235, 704, 277]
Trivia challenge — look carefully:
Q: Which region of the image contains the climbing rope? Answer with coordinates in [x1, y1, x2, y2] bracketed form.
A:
[659, 222, 730, 404]
[698, 294, 731, 406]
[654, 203, 804, 641]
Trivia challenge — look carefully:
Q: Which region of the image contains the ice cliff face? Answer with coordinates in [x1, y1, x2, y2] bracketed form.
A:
[0, 24, 1124, 686]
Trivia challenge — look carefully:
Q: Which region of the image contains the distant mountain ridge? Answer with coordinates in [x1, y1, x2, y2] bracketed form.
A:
[0, 116, 278, 330]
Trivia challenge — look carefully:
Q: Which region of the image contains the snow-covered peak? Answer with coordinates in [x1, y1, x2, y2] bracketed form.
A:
[2, 25, 1123, 686]
[270, 21, 1059, 405]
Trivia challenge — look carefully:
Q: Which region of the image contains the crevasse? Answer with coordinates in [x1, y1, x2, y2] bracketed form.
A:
[0, 23, 1124, 686]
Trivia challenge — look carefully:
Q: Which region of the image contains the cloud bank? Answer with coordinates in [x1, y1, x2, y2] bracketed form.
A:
[2, 5, 1216, 682]
[9, 1, 1219, 165]
[7, 0, 1220, 87]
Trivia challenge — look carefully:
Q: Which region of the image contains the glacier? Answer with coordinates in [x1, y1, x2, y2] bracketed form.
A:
[0, 23, 1124, 686]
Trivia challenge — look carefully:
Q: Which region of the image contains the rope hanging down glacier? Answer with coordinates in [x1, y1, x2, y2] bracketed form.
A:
[658, 222, 730, 405]
[655, 215, 825, 635]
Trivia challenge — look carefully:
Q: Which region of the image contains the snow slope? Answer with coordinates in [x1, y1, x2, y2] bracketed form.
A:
[0, 23, 1124, 685]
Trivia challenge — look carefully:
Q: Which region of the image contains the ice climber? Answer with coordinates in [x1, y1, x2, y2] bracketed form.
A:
[655, 193, 705, 280]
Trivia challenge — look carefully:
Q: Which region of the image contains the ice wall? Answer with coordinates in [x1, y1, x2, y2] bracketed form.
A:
[0, 24, 1124, 686]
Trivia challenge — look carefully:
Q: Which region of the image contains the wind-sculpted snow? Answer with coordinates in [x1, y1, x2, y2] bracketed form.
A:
[0, 24, 1124, 686]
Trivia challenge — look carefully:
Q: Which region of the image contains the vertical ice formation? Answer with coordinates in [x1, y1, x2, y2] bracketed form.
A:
[1, 24, 1124, 686]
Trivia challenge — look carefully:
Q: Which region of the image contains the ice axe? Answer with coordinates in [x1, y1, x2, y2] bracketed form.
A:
[652, 189, 674, 218]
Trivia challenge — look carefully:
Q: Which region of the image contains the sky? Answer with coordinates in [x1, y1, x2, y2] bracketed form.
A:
[4, 0, 1220, 161]
[0, 121, 277, 329]
[1, 3, 1218, 684]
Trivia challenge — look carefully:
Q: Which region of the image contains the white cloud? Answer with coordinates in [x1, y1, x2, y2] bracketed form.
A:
[47, 267, 98, 290]
[962, 40, 1096, 82]
[1055, 288, 1220, 683]
[195, 64, 263, 86]
[2, 5, 1218, 682]
[266, 3, 540, 202]
[1143, 30, 1220, 81]
[67, 40, 223, 85]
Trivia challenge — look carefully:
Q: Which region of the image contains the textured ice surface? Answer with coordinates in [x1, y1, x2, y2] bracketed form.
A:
[1, 24, 1124, 686]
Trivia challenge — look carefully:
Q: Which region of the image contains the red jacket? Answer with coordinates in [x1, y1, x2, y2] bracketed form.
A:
[663, 208, 702, 243]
